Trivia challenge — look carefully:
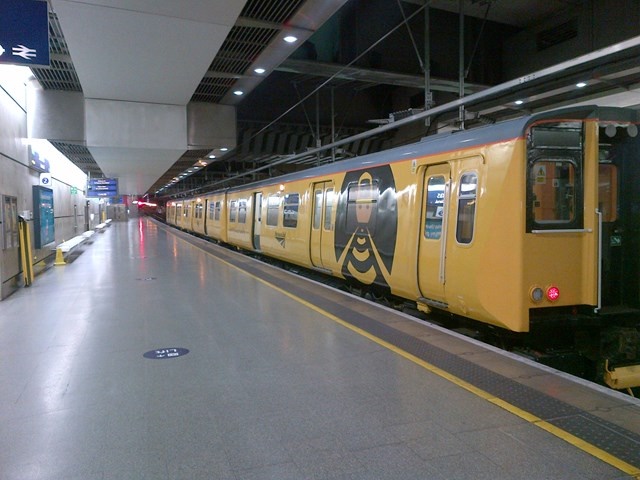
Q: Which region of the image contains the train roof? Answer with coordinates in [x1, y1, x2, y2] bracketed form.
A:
[217, 105, 636, 194]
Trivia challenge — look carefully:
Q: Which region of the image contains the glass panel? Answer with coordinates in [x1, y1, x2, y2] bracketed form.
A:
[313, 190, 322, 230]
[283, 193, 299, 228]
[456, 172, 477, 244]
[267, 195, 280, 226]
[531, 160, 575, 223]
[214, 201, 221, 221]
[229, 200, 237, 223]
[238, 200, 247, 223]
[425, 176, 445, 239]
[324, 188, 333, 231]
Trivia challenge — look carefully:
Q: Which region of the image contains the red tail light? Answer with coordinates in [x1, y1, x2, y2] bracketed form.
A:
[546, 286, 560, 302]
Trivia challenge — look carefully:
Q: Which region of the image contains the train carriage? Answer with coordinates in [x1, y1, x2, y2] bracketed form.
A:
[168, 106, 640, 386]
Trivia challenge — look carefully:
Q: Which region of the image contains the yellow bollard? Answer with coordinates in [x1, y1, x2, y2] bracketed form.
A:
[53, 247, 66, 266]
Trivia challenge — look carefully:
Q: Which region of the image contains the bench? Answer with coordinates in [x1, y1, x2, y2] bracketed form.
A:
[95, 222, 107, 232]
[104, 219, 113, 226]
[82, 230, 96, 243]
[53, 234, 88, 266]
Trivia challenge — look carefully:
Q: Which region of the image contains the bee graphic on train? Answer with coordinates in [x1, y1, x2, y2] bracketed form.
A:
[335, 166, 397, 291]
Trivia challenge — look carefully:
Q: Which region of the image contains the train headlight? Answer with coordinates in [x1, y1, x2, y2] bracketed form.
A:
[530, 287, 544, 303]
[546, 286, 560, 302]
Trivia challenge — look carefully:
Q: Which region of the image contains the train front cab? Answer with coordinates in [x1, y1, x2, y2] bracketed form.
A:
[522, 107, 640, 388]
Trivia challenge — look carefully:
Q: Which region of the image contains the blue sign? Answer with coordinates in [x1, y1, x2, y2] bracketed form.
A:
[143, 348, 190, 360]
[0, 0, 50, 67]
[88, 178, 118, 198]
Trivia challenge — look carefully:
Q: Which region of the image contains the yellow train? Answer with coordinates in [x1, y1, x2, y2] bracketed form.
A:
[167, 105, 640, 387]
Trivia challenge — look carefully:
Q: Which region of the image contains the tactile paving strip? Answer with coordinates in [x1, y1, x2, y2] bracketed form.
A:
[167, 225, 640, 470]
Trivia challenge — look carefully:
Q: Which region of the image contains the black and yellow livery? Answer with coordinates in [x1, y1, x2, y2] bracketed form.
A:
[167, 106, 640, 362]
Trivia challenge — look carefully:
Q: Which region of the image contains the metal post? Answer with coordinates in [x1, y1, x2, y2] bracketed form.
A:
[331, 87, 336, 162]
[316, 89, 321, 165]
[424, 1, 431, 127]
[458, 0, 465, 130]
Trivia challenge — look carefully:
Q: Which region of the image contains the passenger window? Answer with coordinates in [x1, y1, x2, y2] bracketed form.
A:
[208, 202, 215, 220]
[324, 188, 334, 231]
[267, 195, 280, 226]
[456, 172, 477, 244]
[425, 176, 445, 239]
[530, 160, 576, 224]
[283, 193, 299, 228]
[195, 202, 203, 219]
[313, 190, 322, 230]
[238, 200, 247, 224]
[214, 201, 221, 221]
[229, 200, 237, 223]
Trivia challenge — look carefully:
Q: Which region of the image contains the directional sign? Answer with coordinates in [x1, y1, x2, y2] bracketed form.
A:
[0, 0, 50, 67]
[88, 178, 118, 198]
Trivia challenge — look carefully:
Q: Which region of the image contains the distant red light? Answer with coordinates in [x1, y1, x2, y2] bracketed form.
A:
[546, 286, 560, 302]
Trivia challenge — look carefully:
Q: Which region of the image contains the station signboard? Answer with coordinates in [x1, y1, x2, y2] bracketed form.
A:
[0, 0, 50, 67]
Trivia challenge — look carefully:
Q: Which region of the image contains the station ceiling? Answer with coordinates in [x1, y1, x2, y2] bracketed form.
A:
[32, 0, 640, 198]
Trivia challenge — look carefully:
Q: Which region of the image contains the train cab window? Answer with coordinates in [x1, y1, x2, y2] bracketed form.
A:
[238, 200, 247, 224]
[267, 195, 280, 226]
[313, 190, 322, 230]
[526, 121, 584, 231]
[214, 201, 221, 221]
[229, 200, 237, 223]
[425, 176, 445, 239]
[530, 160, 576, 223]
[456, 172, 477, 244]
[283, 193, 299, 228]
[324, 188, 334, 231]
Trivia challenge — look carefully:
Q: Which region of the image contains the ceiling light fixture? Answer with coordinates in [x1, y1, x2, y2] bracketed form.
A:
[514, 100, 524, 105]
[283, 35, 298, 43]
[576, 82, 587, 88]
[233, 90, 244, 96]
[254, 68, 266, 74]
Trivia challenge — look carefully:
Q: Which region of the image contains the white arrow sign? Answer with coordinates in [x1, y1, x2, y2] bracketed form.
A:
[0, 44, 5, 57]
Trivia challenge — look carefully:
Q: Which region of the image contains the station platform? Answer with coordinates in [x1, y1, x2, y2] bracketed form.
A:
[1, 217, 639, 480]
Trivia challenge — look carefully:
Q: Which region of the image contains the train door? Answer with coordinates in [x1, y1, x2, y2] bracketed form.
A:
[417, 164, 450, 307]
[310, 181, 335, 269]
[253, 192, 262, 250]
[597, 123, 640, 311]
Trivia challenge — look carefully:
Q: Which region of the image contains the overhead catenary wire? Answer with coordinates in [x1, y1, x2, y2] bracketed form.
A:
[171, 34, 640, 198]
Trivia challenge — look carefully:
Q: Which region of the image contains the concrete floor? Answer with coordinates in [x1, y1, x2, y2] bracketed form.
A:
[0, 218, 633, 479]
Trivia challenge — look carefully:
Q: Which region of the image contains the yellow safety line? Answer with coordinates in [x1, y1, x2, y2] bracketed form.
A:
[173, 227, 640, 478]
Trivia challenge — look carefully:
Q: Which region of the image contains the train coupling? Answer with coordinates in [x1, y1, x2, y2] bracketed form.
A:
[604, 359, 640, 396]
